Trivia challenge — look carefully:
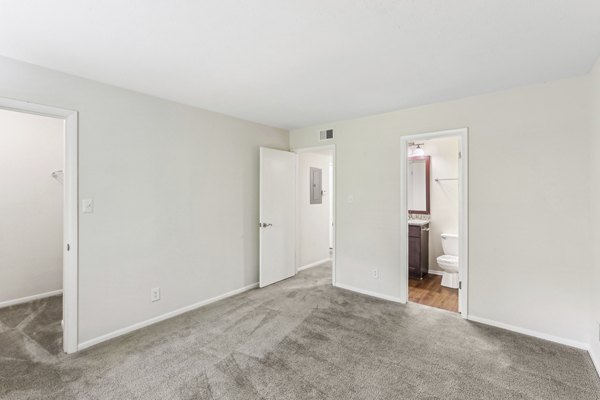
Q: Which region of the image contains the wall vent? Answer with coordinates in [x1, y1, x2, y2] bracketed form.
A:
[319, 129, 334, 141]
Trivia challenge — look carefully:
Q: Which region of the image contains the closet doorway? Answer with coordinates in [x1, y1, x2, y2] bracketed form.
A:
[0, 97, 79, 353]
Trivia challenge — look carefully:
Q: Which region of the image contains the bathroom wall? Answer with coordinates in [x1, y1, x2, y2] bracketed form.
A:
[290, 75, 592, 345]
[296, 151, 332, 268]
[0, 109, 64, 305]
[0, 55, 288, 345]
[423, 137, 459, 273]
[589, 56, 600, 370]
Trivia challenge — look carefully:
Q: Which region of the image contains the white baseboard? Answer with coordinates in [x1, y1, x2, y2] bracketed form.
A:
[0, 289, 63, 309]
[428, 270, 443, 276]
[78, 282, 258, 351]
[297, 258, 331, 272]
[334, 282, 403, 303]
[468, 315, 589, 350]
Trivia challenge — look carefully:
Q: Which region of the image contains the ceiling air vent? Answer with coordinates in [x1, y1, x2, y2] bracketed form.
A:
[319, 129, 334, 141]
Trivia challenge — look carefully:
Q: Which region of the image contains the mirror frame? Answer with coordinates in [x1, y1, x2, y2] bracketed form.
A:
[408, 155, 431, 214]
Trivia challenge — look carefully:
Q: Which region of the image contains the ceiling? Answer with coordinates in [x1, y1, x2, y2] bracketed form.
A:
[1, 1, 599, 130]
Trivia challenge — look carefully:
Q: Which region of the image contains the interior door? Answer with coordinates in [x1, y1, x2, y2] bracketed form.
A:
[259, 147, 296, 287]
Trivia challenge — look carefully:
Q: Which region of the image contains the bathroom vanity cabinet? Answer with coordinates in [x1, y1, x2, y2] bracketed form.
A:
[409, 223, 429, 279]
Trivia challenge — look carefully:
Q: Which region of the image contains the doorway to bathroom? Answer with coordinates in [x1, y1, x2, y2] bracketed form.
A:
[0, 97, 79, 353]
[400, 129, 468, 316]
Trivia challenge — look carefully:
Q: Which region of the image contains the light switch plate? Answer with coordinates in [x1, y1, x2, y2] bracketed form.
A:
[82, 199, 94, 213]
[151, 288, 161, 302]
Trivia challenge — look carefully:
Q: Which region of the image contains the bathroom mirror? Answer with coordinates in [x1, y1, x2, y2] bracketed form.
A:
[408, 156, 430, 214]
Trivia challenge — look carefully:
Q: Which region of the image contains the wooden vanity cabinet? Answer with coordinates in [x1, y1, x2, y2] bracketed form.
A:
[408, 223, 429, 279]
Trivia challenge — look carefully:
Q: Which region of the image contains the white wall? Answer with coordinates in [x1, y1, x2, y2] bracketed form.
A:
[0, 56, 288, 344]
[291, 76, 592, 345]
[423, 137, 459, 272]
[0, 109, 64, 304]
[589, 56, 600, 368]
[296, 151, 332, 268]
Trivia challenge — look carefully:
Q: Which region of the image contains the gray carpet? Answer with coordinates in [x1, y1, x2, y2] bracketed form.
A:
[1, 264, 599, 399]
[0, 294, 63, 356]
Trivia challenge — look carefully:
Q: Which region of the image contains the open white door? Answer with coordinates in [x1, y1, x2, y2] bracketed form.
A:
[259, 147, 296, 287]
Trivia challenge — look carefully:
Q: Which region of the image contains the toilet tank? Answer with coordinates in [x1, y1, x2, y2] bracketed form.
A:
[441, 233, 459, 256]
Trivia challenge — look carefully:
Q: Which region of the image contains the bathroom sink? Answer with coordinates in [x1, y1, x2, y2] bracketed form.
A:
[408, 219, 429, 226]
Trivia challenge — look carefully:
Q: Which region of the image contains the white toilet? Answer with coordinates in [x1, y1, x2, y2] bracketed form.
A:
[437, 233, 459, 289]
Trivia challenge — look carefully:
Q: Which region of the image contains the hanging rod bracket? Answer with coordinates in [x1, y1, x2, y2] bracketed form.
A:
[434, 177, 458, 182]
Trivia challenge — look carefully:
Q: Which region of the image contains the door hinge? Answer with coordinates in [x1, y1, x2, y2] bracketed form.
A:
[458, 151, 462, 159]
[458, 281, 462, 290]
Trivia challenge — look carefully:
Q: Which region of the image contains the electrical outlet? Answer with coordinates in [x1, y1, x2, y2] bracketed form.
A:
[151, 287, 161, 302]
[372, 268, 379, 279]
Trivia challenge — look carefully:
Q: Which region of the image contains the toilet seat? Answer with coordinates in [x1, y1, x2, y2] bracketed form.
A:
[436, 255, 458, 264]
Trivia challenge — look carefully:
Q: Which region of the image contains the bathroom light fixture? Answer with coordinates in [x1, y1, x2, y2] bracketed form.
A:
[408, 142, 425, 156]
[412, 144, 425, 156]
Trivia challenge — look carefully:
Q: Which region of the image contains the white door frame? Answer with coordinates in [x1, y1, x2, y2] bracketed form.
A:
[292, 144, 336, 285]
[0, 97, 79, 353]
[400, 128, 469, 318]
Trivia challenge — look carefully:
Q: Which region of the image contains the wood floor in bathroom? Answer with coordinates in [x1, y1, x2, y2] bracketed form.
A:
[409, 274, 458, 313]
